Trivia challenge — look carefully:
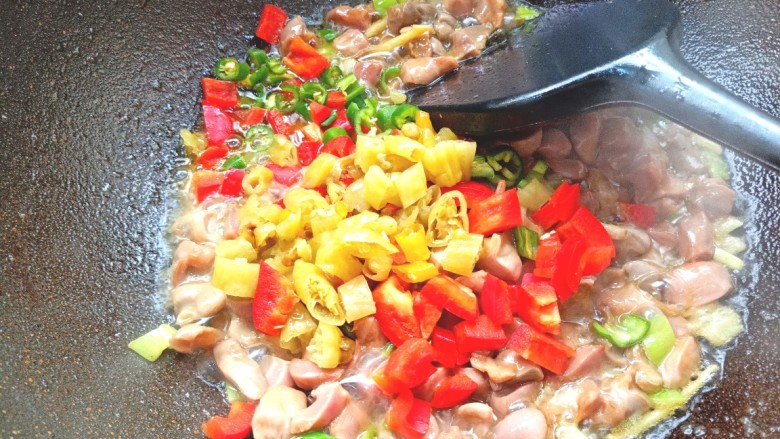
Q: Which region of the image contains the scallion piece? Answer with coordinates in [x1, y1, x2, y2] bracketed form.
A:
[591, 314, 650, 348]
[320, 110, 338, 127]
[513, 226, 539, 259]
[648, 389, 686, 409]
[128, 324, 177, 362]
[322, 127, 349, 144]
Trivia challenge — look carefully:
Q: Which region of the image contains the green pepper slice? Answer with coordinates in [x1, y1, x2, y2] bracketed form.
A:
[513, 226, 539, 259]
[245, 124, 275, 152]
[301, 82, 328, 105]
[322, 127, 349, 144]
[214, 57, 250, 81]
[222, 155, 247, 170]
[485, 147, 523, 186]
[642, 313, 676, 365]
[294, 432, 337, 439]
[247, 48, 270, 69]
[591, 313, 650, 348]
[318, 28, 339, 42]
[319, 65, 343, 88]
[517, 159, 549, 188]
[471, 154, 496, 182]
[379, 65, 401, 94]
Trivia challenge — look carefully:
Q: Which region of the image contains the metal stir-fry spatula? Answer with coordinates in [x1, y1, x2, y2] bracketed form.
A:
[409, 0, 780, 169]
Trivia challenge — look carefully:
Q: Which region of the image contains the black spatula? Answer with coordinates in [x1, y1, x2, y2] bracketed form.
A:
[409, 0, 780, 169]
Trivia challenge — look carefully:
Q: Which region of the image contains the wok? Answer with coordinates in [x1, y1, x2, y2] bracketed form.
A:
[0, 0, 777, 438]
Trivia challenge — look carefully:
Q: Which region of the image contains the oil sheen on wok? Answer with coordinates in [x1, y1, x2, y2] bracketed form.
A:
[127, 1, 747, 438]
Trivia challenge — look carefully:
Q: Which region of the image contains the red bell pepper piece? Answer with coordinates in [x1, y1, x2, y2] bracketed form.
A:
[480, 273, 513, 325]
[441, 181, 495, 206]
[531, 181, 581, 230]
[520, 274, 558, 306]
[220, 169, 246, 197]
[533, 232, 561, 278]
[267, 108, 293, 136]
[618, 202, 657, 228]
[198, 146, 229, 170]
[453, 314, 508, 353]
[551, 237, 587, 301]
[255, 4, 288, 44]
[506, 321, 574, 375]
[321, 135, 356, 157]
[325, 91, 347, 109]
[430, 373, 478, 409]
[252, 261, 298, 336]
[283, 36, 330, 80]
[230, 107, 267, 128]
[373, 363, 404, 396]
[202, 105, 233, 146]
[413, 291, 442, 339]
[372, 275, 420, 346]
[193, 170, 225, 203]
[201, 401, 256, 439]
[511, 283, 561, 335]
[264, 163, 302, 186]
[297, 140, 323, 166]
[309, 101, 335, 126]
[202, 78, 238, 110]
[386, 390, 431, 439]
[420, 275, 478, 321]
[430, 327, 470, 368]
[468, 188, 523, 235]
[556, 206, 615, 276]
[385, 338, 437, 388]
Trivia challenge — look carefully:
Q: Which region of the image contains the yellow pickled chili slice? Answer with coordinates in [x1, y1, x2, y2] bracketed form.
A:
[394, 223, 431, 262]
[423, 141, 463, 188]
[440, 232, 484, 276]
[426, 190, 469, 247]
[280, 302, 317, 354]
[215, 237, 258, 261]
[292, 260, 346, 326]
[354, 135, 386, 173]
[302, 153, 338, 189]
[363, 254, 393, 282]
[338, 229, 398, 259]
[395, 162, 428, 208]
[363, 165, 393, 210]
[306, 321, 343, 368]
[392, 261, 440, 283]
[337, 275, 377, 323]
[384, 135, 426, 162]
[211, 257, 260, 298]
[315, 237, 364, 283]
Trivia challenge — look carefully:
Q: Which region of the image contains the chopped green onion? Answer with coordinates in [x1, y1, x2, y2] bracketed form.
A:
[518, 159, 548, 188]
[713, 216, 744, 238]
[323, 127, 350, 144]
[471, 154, 496, 181]
[648, 389, 686, 409]
[128, 324, 177, 362]
[515, 5, 542, 23]
[379, 65, 401, 94]
[214, 57, 250, 81]
[486, 147, 523, 186]
[701, 149, 730, 180]
[717, 236, 747, 255]
[513, 226, 539, 259]
[713, 247, 745, 271]
[222, 155, 247, 170]
[591, 314, 650, 348]
[318, 28, 339, 42]
[321, 110, 338, 127]
[320, 65, 344, 88]
[642, 313, 676, 366]
[245, 124, 275, 152]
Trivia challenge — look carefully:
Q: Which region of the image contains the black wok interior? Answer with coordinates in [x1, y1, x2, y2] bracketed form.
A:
[0, 0, 778, 437]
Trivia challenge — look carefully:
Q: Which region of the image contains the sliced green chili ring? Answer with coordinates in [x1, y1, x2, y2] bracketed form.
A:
[347, 102, 373, 133]
[471, 154, 497, 182]
[392, 104, 418, 129]
[245, 124, 275, 152]
[294, 432, 338, 439]
[252, 83, 267, 100]
[268, 58, 289, 75]
[319, 64, 343, 88]
[295, 100, 312, 121]
[318, 28, 339, 42]
[379, 65, 401, 94]
[376, 105, 398, 131]
[222, 155, 247, 170]
[518, 159, 549, 188]
[485, 147, 523, 186]
[345, 83, 366, 104]
[337, 73, 358, 92]
[320, 110, 338, 127]
[267, 73, 290, 85]
[214, 57, 250, 81]
[322, 127, 350, 144]
[266, 84, 300, 114]
[513, 226, 539, 259]
[591, 314, 650, 348]
[642, 313, 676, 365]
[246, 65, 269, 87]
[247, 48, 270, 68]
[301, 82, 328, 105]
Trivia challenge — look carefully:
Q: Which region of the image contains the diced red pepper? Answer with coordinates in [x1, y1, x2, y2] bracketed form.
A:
[430, 327, 470, 368]
[618, 202, 658, 228]
[533, 233, 562, 278]
[220, 169, 246, 197]
[556, 206, 615, 276]
[283, 36, 331, 80]
[267, 108, 293, 136]
[309, 101, 335, 126]
[531, 181, 581, 230]
[413, 291, 442, 339]
[441, 181, 495, 206]
[202, 105, 233, 146]
[321, 135, 356, 158]
[511, 284, 561, 335]
[252, 261, 298, 336]
[520, 274, 558, 306]
[297, 140, 323, 166]
[373, 363, 404, 396]
[468, 188, 523, 235]
[480, 273, 513, 325]
[551, 237, 587, 301]
[453, 314, 508, 353]
[198, 146, 229, 170]
[201, 401, 256, 439]
[506, 321, 574, 375]
[230, 107, 267, 128]
[264, 163, 302, 186]
[325, 91, 347, 109]
[193, 170, 225, 203]
[372, 275, 420, 346]
[386, 390, 431, 439]
[202, 78, 238, 109]
[420, 275, 478, 321]
[255, 4, 288, 44]
[430, 373, 478, 409]
[385, 338, 437, 388]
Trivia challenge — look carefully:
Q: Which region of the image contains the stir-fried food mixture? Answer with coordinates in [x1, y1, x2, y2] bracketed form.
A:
[129, 2, 748, 438]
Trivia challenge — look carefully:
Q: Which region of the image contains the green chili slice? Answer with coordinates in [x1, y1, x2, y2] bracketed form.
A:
[484, 147, 523, 186]
[591, 314, 650, 348]
[347, 102, 373, 133]
[391, 104, 417, 129]
[247, 48, 270, 69]
[376, 105, 398, 131]
[337, 73, 358, 92]
[301, 82, 328, 105]
[318, 28, 339, 42]
[294, 432, 338, 439]
[267, 84, 300, 114]
[214, 57, 250, 81]
[319, 65, 343, 88]
[379, 65, 401, 94]
[515, 5, 541, 23]
[322, 127, 349, 144]
[222, 155, 247, 170]
[471, 154, 496, 182]
[247, 65, 269, 87]
[245, 124, 275, 152]
[373, 0, 400, 15]
[295, 100, 312, 121]
[517, 159, 548, 188]
[320, 110, 338, 127]
[513, 226, 539, 259]
[642, 313, 676, 365]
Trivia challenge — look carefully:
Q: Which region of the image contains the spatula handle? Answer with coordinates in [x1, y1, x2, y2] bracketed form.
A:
[620, 39, 780, 170]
